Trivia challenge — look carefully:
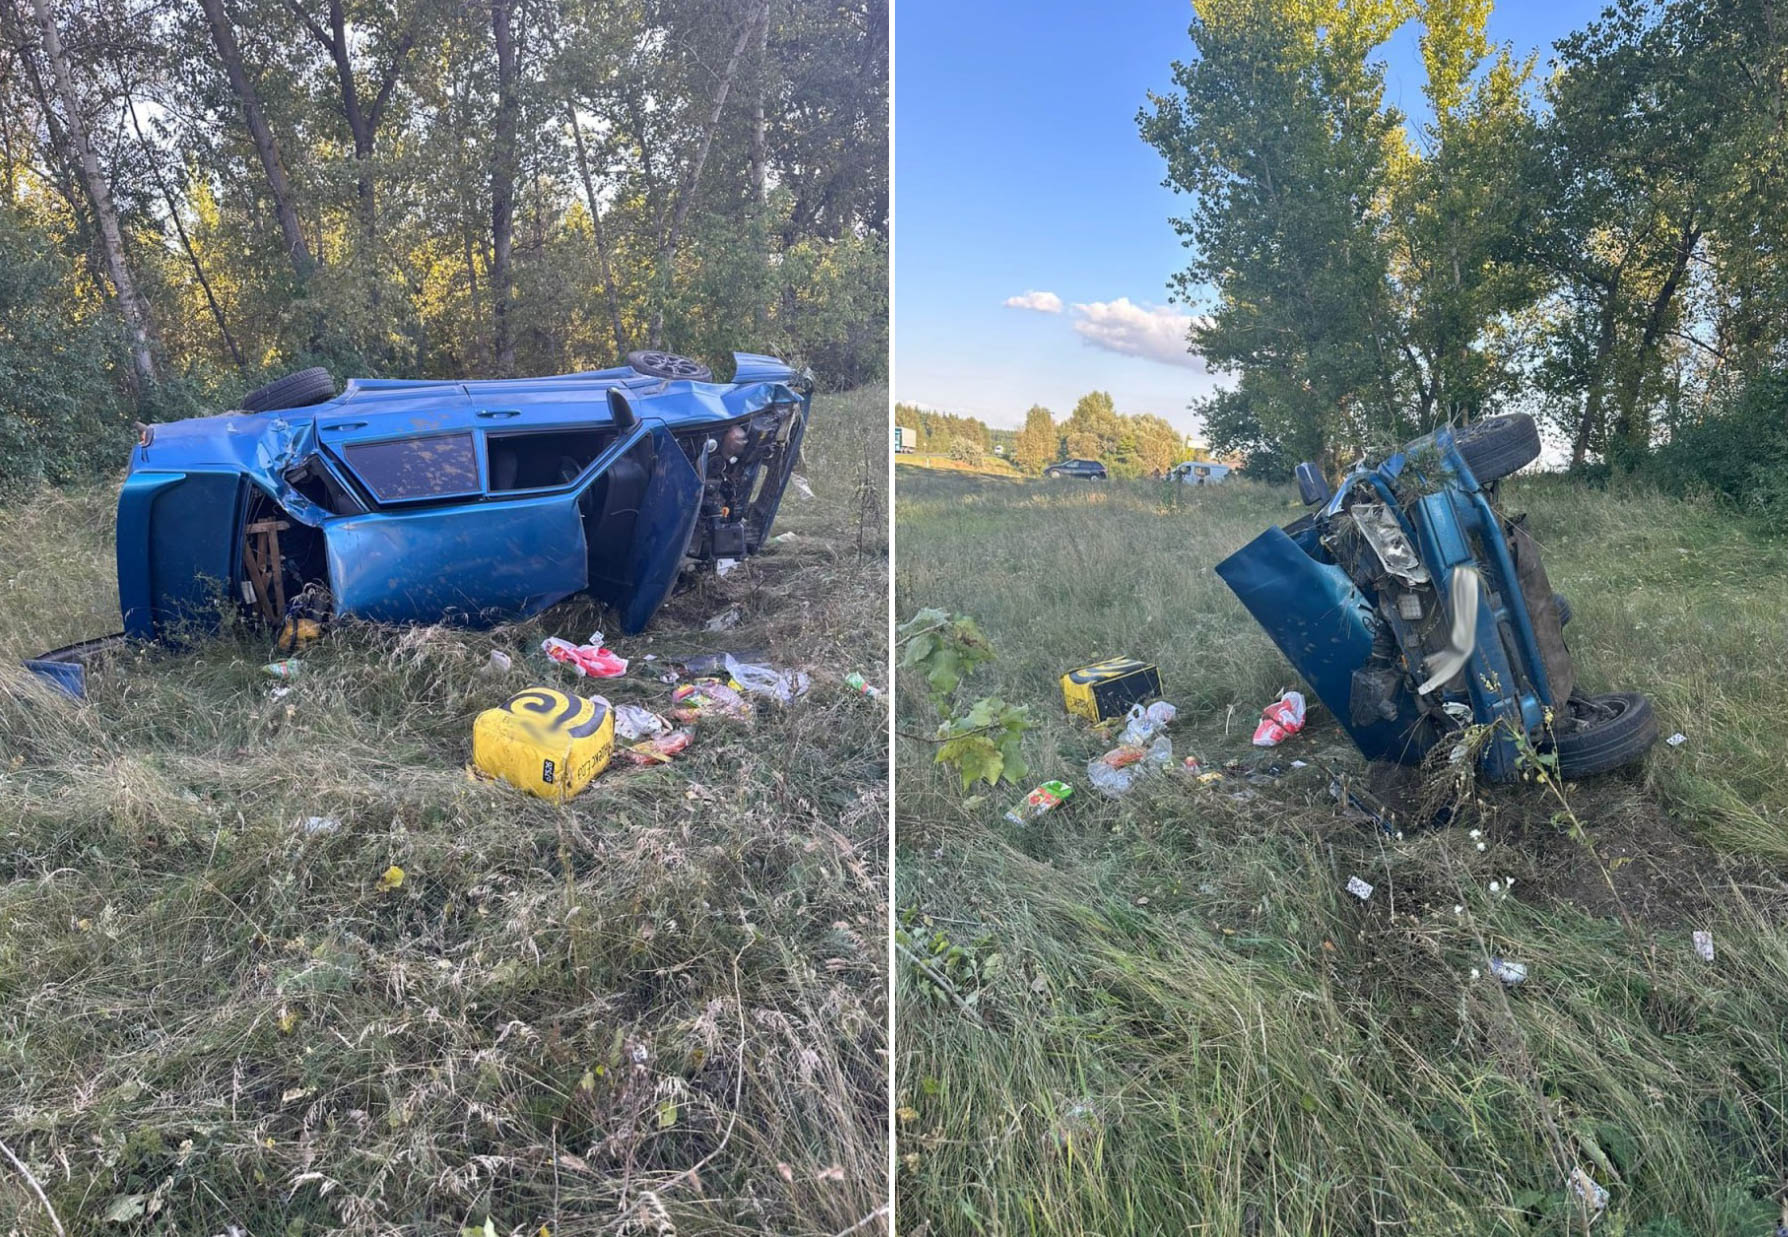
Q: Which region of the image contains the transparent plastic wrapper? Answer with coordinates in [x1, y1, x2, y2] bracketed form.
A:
[723, 654, 811, 703]
[1086, 735, 1173, 797]
[843, 671, 882, 699]
[1117, 700, 1178, 746]
[1005, 780, 1074, 825]
[542, 634, 628, 678]
[671, 678, 752, 722]
[1251, 690, 1307, 746]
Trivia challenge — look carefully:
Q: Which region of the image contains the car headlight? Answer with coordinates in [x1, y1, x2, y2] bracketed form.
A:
[1349, 500, 1431, 585]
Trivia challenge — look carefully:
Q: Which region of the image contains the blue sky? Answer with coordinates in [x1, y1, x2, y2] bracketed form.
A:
[894, 0, 1610, 435]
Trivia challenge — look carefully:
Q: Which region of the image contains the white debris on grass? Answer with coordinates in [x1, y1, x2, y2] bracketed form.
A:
[1693, 929, 1715, 962]
[1667, 732, 1688, 747]
[1345, 876, 1374, 901]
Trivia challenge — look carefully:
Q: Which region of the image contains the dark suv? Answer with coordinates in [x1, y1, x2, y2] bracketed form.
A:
[1044, 458, 1108, 480]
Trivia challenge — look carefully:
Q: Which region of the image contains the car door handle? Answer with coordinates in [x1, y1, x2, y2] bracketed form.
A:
[477, 410, 521, 419]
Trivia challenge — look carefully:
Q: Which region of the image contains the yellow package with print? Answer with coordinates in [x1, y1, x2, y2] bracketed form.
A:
[473, 688, 614, 802]
[1060, 657, 1162, 723]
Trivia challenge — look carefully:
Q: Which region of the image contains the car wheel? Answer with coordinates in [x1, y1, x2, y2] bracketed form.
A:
[1044, 469, 1060, 478]
[1453, 413, 1541, 483]
[1554, 592, 1572, 627]
[1550, 691, 1658, 778]
[240, 367, 336, 413]
[627, 350, 713, 382]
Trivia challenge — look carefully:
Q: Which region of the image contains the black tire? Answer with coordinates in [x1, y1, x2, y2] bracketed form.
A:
[1044, 468, 1061, 478]
[627, 350, 712, 382]
[241, 367, 336, 412]
[1551, 691, 1658, 778]
[1455, 413, 1541, 483]
[1554, 592, 1572, 627]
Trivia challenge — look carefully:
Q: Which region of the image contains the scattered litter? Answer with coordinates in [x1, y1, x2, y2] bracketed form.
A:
[1693, 929, 1715, 963]
[542, 634, 628, 678]
[772, 531, 799, 544]
[1488, 957, 1528, 986]
[724, 654, 810, 703]
[1290, 759, 1308, 769]
[1345, 875, 1374, 901]
[1117, 700, 1178, 747]
[1568, 1166, 1609, 1215]
[263, 659, 302, 678]
[619, 728, 695, 765]
[270, 685, 292, 701]
[1006, 780, 1074, 826]
[705, 606, 743, 632]
[844, 671, 882, 699]
[1086, 736, 1173, 797]
[298, 815, 340, 835]
[1667, 731, 1688, 747]
[715, 558, 740, 578]
[1251, 690, 1306, 746]
[791, 473, 815, 499]
[613, 704, 672, 741]
[378, 865, 406, 892]
[671, 679, 752, 722]
[485, 650, 513, 675]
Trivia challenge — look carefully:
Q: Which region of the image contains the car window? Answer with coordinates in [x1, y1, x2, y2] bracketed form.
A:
[343, 433, 480, 502]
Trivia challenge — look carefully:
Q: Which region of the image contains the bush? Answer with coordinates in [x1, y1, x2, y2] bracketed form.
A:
[947, 436, 985, 465]
[0, 206, 133, 493]
[1646, 370, 1788, 532]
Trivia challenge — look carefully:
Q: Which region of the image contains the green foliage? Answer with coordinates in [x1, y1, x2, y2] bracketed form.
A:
[897, 607, 995, 704]
[946, 436, 983, 465]
[0, 205, 132, 491]
[893, 403, 992, 454]
[895, 906, 1001, 1015]
[932, 696, 1033, 790]
[1646, 368, 1788, 533]
[1011, 404, 1057, 473]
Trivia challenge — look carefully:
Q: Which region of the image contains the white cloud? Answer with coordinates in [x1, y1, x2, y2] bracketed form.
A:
[1002, 289, 1064, 313]
[1069, 298, 1209, 369]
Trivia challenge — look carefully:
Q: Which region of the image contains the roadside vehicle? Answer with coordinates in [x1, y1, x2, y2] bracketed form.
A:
[1216, 414, 1657, 782]
[116, 350, 810, 642]
[1044, 458, 1108, 480]
[1169, 460, 1231, 485]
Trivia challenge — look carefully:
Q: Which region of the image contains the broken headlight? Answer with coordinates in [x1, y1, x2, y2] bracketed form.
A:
[1348, 500, 1431, 586]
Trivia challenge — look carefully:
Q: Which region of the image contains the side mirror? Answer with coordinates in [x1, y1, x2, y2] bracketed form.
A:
[1295, 461, 1331, 506]
[607, 386, 638, 430]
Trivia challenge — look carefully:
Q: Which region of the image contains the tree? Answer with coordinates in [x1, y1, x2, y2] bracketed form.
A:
[1012, 404, 1056, 472]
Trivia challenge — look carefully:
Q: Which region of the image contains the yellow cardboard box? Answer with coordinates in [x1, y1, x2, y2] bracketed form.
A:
[1060, 657, 1162, 723]
[473, 688, 614, 802]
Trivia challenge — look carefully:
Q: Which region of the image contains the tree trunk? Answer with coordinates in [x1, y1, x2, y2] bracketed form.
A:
[29, 0, 155, 389]
[199, 0, 312, 279]
[749, 0, 771, 205]
[489, 0, 518, 376]
[568, 105, 627, 357]
[1612, 216, 1700, 460]
[648, 0, 766, 348]
[1572, 276, 1623, 470]
[126, 96, 244, 370]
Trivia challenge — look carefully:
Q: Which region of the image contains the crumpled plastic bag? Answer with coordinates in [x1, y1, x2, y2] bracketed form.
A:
[723, 654, 811, 704]
[613, 704, 672, 741]
[542, 633, 628, 678]
[1118, 700, 1178, 747]
[1086, 735, 1174, 797]
[1252, 690, 1306, 746]
[619, 728, 694, 765]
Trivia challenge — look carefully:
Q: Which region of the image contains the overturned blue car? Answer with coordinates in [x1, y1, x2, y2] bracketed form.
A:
[1218, 414, 1657, 783]
[119, 350, 810, 642]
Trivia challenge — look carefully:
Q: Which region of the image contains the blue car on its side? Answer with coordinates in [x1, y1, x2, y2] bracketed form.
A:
[1217, 414, 1657, 783]
[116, 350, 810, 643]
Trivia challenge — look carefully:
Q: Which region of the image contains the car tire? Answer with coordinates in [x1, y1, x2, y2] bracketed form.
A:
[627, 350, 713, 382]
[1044, 468, 1060, 478]
[1554, 592, 1572, 627]
[241, 367, 336, 413]
[1453, 413, 1541, 483]
[1551, 691, 1658, 778]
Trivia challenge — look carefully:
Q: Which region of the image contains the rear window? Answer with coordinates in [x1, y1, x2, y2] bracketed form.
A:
[343, 434, 480, 502]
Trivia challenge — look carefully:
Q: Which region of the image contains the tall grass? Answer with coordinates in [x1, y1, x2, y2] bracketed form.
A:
[895, 469, 1788, 1236]
[0, 388, 889, 1236]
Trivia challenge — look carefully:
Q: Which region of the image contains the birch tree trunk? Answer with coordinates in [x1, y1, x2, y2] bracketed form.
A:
[29, 0, 155, 388]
